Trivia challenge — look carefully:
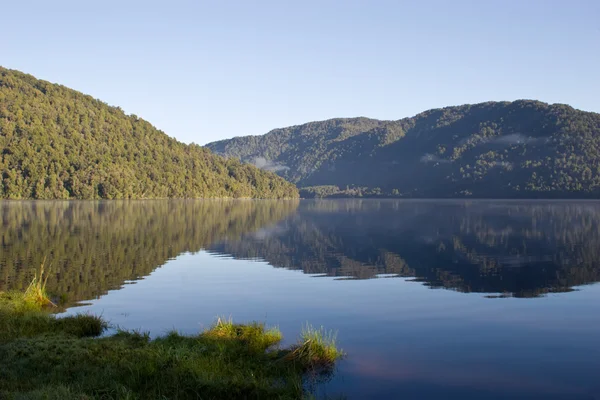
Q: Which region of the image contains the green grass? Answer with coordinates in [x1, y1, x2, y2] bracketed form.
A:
[286, 324, 345, 371]
[0, 290, 106, 343]
[0, 290, 343, 399]
[22, 258, 56, 308]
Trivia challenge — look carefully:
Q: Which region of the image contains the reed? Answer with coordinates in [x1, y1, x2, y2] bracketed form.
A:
[23, 257, 56, 308]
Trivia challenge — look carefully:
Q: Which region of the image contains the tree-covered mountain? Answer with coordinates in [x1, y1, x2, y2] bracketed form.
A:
[206, 101, 600, 198]
[0, 67, 298, 199]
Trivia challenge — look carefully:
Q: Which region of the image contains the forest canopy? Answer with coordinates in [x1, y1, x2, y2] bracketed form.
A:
[207, 101, 600, 198]
[0, 67, 298, 199]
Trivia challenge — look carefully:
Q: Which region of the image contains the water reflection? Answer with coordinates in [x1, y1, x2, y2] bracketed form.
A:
[209, 200, 600, 297]
[2, 199, 600, 303]
[0, 200, 299, 304]
[26, 199, 597, 400]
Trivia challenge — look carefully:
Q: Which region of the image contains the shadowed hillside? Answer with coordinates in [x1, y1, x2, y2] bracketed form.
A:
[207, 101, 600, 198]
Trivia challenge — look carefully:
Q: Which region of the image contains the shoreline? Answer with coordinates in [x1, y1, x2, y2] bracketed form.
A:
[0, 288, 343, 399]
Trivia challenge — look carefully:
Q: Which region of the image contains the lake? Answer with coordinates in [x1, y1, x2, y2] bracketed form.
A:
[1, 199, 600, 399]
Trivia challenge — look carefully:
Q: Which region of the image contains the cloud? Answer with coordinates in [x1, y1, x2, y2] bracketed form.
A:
[420, 153, 452, 164]
[458, 133, 538, 147]
[488, 134, 536, 145]
[251, 157, 289, 172]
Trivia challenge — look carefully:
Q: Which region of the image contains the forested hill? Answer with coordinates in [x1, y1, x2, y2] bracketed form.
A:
[206, 101, 600, 198]
[0, 67, 298, 199]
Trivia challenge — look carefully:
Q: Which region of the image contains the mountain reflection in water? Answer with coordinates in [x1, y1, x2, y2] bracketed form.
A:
[0, 200, 299, 304]
[2, 199, 600, 304]
[209, 200, 600, 297]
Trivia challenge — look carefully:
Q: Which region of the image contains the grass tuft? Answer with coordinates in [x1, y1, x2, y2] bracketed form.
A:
[54, 314, 107, 337]
[23, 258, 56, 309]
[204, 316, 284, 354]
[0, 274, 106, 342]
[286, 324, 345, 371]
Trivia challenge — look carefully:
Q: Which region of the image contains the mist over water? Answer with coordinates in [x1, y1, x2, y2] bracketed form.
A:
[2, 199, 600, 399]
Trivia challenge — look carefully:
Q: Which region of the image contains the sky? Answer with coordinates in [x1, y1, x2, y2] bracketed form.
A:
[1, 0, 599, 145]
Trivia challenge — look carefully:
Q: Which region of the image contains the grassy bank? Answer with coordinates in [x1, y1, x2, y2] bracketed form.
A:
[0, 287, 343, 399]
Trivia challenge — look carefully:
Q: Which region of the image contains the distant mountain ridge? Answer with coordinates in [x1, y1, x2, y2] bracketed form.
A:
[0, 67, 298, 199]
[206, 101, 600, 198]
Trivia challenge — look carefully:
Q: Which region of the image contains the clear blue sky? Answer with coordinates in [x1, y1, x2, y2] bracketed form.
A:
[2, 0, 599, 145]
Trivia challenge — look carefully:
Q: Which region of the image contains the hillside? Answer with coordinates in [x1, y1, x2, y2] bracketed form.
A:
[0, 67, 298, 199]
[206, 101, 600, 198]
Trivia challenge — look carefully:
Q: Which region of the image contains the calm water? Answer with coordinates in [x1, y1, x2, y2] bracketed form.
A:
[2, 199, 600, 399]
